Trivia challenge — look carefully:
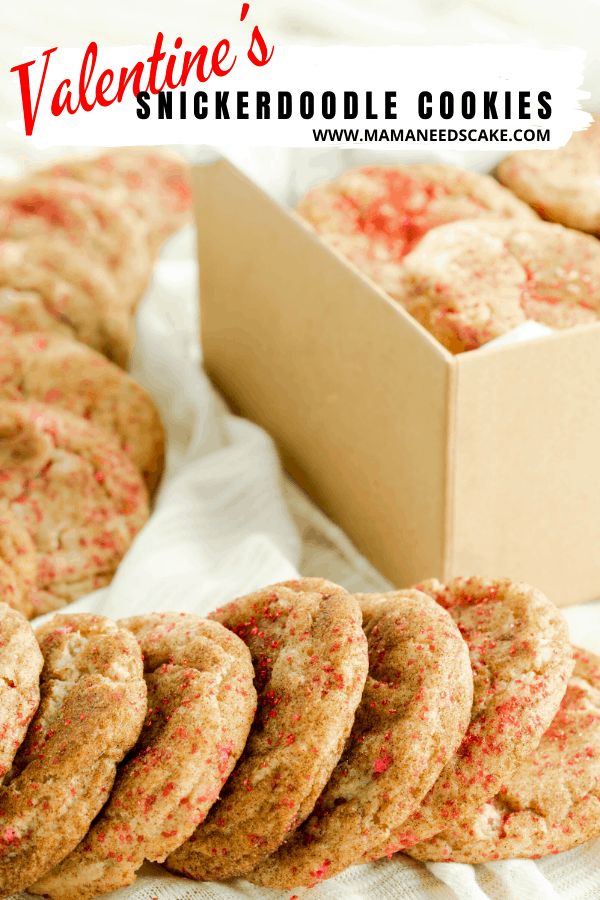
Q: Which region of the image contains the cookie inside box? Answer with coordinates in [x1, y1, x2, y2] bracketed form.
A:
[194, 155, 600, 607]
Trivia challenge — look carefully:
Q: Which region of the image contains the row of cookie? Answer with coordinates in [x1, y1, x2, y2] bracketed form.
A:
[299, 120, 600, 352]
[2, 576, 597, 898]
[0, 330, 167, 618]
[0, 147, 192, 367]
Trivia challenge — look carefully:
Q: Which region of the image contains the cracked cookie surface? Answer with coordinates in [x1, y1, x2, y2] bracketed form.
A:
[0, 601, 42, 781]
[409, 647, 600, 862]
[298, 164, 536, 299]
[0, 402, 149, 615]
[33, 613, 255, 900]
[0, 176, 151, 310]
[396, 218, 600, 352]
[0, 613, 146, 897]
[0, 332, 164, 493]
[0, 512, 37, 618]
[249, 589, 473, 889]
[45, 148, 193, 252]
[0, 237, 133, 367]
[166, 578, 368, 881]
[365, 577, 573, 858]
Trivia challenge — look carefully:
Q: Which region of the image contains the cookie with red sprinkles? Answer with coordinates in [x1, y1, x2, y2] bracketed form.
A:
[0, 511, 37, 618]
[298, 163, 536, 298]
[497, 117, 600, 234]
[364, 577, 573, 859]
[0, 613, 146, 896]
[33, 613, 256, 900]
[0, 601, 42, 781]
[0, 332, 165, 493]
[0, 402, 150, 615]
[396, 218, 600, 352]
[45, 147, 193, 252]
[248, 589, 473, 889]
[409, 647, 600, 863]
[166, 578, 368, 881]
[0, 176, 151, 311]
[0, 238, 133, 367]
[491, 219, 600, 330]
[0, 285, 77, 345]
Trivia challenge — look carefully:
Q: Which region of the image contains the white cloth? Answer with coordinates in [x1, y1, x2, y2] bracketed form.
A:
[10, 227, 597, 900]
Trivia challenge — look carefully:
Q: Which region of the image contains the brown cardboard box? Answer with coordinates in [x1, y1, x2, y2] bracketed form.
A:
[193, 158, 600, 607]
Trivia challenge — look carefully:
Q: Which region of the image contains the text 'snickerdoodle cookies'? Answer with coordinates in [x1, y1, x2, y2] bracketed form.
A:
[0, 613, 147, 898]
[364, 577, 573, 858]
[0, 602, 42, 779]
[249, 589, 473, 889]
[409, 647, 600, 863]
[0, 331, 165, 493]
[298, 163, 536, 298]
[0, 402, 149, 616]
[166, 578, 369, 881]
[33, 613, 256, 900]
[497, 117, 600, 234]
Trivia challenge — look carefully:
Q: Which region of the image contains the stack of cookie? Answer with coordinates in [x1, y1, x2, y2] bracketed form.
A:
[0, 148, 190, 618]
[0, 147, 192, 364]
[299, 118, 600, 353]
[0, 576, 597, 898]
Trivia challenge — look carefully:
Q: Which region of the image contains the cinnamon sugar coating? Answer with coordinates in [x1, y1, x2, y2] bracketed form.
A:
[0, 512, 37, 618]
[365, 577, 573, 858]
[409, 647, 600, 862]
[0, 176, 151, 311]
[0, 602, 42, 781]
[0, 332, 164, 493]
[44, 148, 193, 253]
[166, 578, 368, 881]
[0, 402, 149, 616]
[0, 238, 133, 367]
[249, 589, 473, 889]
[33, 613, 255, 900]
[0, 613, 146, 897]
[298, 163, 536, 298]
[397, 218, 600, 352]
[497, 118, 600, 233]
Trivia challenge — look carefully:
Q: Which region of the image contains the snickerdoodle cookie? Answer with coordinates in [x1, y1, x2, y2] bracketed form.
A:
[0, 332, 164, 493]
[249, 589, 473, 889]
[33, 613, 255, 900]
[0, 602, 42, 780]
[46, 148, 193, 252]
[0, 512, 36, 618]
[397, 218, 600, 352]
[409, 647, 600, 862]
[166, 578, 368, 881]
[0, 176, 151, 309]
[497, 118, 600, 234]
[0, 238, 133, 366]
[0, 613, 146, 897]
[0, 402, 149, 615]
[364, 577, 572, 858]
[298, 164, 536, 297]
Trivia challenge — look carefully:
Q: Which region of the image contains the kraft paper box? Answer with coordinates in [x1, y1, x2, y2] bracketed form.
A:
[193, 158, 600, 608]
